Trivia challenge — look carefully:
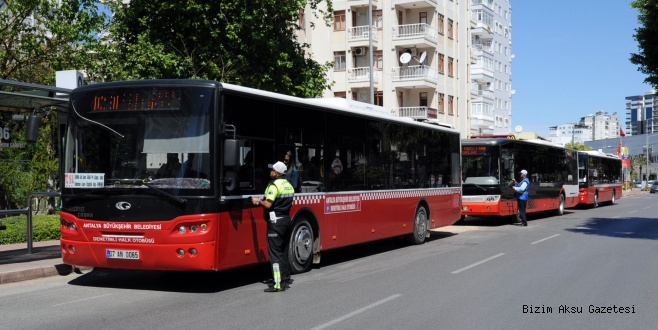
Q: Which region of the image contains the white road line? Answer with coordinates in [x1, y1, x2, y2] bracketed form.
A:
[531, 234, 560, 245]
[451, 253, 505, 274]
[644, 206, 651, 209]
[52, 293, 112, 307]
[629, 210, 638, 214]
[309, 294, 401, 330]
[613, 215, 620, 218]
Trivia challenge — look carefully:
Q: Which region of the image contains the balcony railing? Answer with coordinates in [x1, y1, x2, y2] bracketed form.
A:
[347, 67, 380, 82]
[473, 43, 493, 55]
[392, 65, 438, 83]
[391, 23, 438, 44]
[478, 90, 494, 99]
[472, 0, 493, 9]
[394, 106, 438, 120]
[348, 26, 378, 42]
[471, 66, 494, 78]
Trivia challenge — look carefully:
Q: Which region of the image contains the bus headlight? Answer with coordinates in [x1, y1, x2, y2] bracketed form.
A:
[190, 225, 198, 233]
[178, 226, 187, 234]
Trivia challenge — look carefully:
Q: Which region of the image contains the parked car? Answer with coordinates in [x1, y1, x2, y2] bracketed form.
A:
[636, 181, 643, 188]
[651, 182, 658, 193]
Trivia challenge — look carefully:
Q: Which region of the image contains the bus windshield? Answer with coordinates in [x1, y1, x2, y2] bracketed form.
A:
[64, 86, 214, 196]
[462, 152, 501, 185]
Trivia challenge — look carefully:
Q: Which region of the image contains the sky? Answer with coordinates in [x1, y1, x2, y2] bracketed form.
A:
[511, 1, 650, 138]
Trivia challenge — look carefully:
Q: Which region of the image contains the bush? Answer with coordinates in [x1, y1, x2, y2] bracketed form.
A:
[0, 214, 60, 245]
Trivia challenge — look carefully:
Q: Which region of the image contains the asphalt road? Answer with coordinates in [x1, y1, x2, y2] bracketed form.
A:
[1, 194, 657, 330]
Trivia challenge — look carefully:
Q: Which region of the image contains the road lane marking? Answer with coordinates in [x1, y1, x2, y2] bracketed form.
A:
[451, 253, 505, 274]
[629, 210, 638, 214]
[52, 293, 112, 307]
[309, 294, 401, 330]
[531, 234, 560, 245]
[613, 215, 620, 218]
[644, 206, 651, 209]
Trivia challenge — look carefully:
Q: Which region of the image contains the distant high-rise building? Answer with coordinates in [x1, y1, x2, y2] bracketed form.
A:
[581, 111, 619, 140]
[625, 91, 656, 136]
[469, 0, 513, 136]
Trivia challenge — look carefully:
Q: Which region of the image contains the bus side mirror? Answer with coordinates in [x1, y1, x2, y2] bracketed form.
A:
[503, 158, 510, 170]
[223, 139, 240, 168]
[26, 115, 42, 143]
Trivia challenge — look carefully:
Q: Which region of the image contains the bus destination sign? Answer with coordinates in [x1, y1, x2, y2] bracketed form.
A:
[90, 90, 182, 112]
[462, 146, 488, 155]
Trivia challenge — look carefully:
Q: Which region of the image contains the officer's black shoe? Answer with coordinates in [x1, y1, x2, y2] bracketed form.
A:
[264, 285, 286, 293]
[268, 278, 293, 288]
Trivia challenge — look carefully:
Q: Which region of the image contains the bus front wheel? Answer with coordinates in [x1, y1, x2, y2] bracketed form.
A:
[555, 194, 565, 216]
[407, 205, 428, 245]
[288, 217, 314, 274]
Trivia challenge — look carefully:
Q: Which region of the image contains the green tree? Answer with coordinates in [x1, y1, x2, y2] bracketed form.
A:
[564, 142, 593, 151]
[0, 0, 107, 83]
[89, 0, 334, 97]
[630, 0, 658, 88]
[631, 154, 646, 182]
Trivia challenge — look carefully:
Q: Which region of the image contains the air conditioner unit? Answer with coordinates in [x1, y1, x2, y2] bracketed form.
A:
[354, 47, 366, 56]
[404, 48, 417, 57]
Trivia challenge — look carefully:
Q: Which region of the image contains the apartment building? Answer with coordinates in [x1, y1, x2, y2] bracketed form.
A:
[625, 90, 656, 136]
[469, 0, 513, 135]
[581, 111, 619, 141]
[299, 0, 471, 137]
[548, 123, 590, 146]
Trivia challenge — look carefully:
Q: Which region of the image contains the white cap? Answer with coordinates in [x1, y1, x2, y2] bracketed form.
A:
[269, 161, 287, 174]
[519, 169, 528, 175]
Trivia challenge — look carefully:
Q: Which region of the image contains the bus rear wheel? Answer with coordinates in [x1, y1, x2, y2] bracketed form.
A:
[288, 217, 314, 274]
[407, 206, 428, 245]
[593, 193, 599, 208]
[555, 194, 565, 216]
[608, 190, 616, 205]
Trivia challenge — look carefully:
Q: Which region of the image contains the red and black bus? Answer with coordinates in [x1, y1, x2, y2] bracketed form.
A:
[577, 150, 622, 207]
[59, 80, 462, 273]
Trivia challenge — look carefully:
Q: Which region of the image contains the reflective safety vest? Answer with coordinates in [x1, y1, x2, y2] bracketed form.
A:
[515, 177, 530, 201]
[265, 178, 295, 217]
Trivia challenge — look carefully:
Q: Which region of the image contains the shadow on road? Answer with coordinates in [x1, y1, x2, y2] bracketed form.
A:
[565, 216, 658, 240]
[455, 210, 576, 227]
[67, 233, 456, 293]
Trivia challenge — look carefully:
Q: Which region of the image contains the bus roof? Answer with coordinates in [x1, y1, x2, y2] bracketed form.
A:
[578, 150, 621, 160]
[72, 79, 460, 135]
[461, 137, 572, 149]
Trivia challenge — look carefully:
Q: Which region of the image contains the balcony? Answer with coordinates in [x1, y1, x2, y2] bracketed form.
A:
[348, 26, 379, 48]
[471, 67, 494, 82]
[348, 0, 378, 7]
[472, 43, 493, 55]
[391, 23, 437, 49]
[347, 67, 380, 83]
[392, 0, 437, 9]
[392, 65, 438, 88]
[472, 0, 493, 10]
[394, 106, 438, 120]
[470, 53, 478, 64]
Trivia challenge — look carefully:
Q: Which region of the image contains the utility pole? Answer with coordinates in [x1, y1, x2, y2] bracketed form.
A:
[368, 0, 374, 104]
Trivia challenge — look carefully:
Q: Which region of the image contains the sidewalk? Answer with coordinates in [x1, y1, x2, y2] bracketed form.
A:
[0, 240, 90, 284]
[622, 188, 649, 197]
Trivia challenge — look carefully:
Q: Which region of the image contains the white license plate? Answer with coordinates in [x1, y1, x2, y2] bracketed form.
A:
[106, 249, 139, 260]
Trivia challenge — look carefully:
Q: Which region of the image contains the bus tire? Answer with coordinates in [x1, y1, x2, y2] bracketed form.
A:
[555, 194, 565, 216]
[608, 190, 616, 205]
[288, 217, 314, 274]
[407, 205, 428, 245]
[593, 193, 598, 208]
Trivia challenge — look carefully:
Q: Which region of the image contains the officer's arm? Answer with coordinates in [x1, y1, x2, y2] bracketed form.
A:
[260, 197, 274, 209]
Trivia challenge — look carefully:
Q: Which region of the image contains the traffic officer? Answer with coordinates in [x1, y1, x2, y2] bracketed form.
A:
[251, 161, 295, 292]
[511, 169, 530, 226]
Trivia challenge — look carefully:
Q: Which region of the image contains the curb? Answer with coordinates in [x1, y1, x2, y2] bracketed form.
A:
[0, 264, 93, 285]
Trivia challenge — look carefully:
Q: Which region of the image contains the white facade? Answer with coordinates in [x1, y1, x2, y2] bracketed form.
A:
[300, 0, 471, 137]
[581, 111, 619, 140]
[625, 90, 656, 136]
[548, 123, 590, 146]
[469, 0, 513, 136]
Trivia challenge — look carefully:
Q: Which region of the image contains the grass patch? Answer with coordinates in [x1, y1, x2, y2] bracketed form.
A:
[0, 214, 60, 245]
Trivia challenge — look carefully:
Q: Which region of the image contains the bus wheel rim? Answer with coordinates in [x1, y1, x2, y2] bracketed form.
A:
[416, 208, 427, 239]
[293, 225, 312, 264]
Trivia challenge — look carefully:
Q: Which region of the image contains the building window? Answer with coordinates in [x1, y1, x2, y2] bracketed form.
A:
[375, 92, 383, 106]
[334, 92, 346, 98]
[438, 93, 445, 113]
[374, 10, 383, 28]
[299, 9, 305, 29]
[374, 50, 383, 69]
[334, 51, 346, 71]
[420, 12, 427, 25]
[439, 54, 445, 73]
[334, 11, 345, 31]
[438, 14, 444, 34]
[420, 92, 428, 107]
[448, 57, 454, 76]
[448, 19, 454, 38]
[448, 96, 454, 115]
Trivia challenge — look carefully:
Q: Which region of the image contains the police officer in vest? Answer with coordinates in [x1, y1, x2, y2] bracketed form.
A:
[511, 169, 530, 226]
[251, 161, 295, 292]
